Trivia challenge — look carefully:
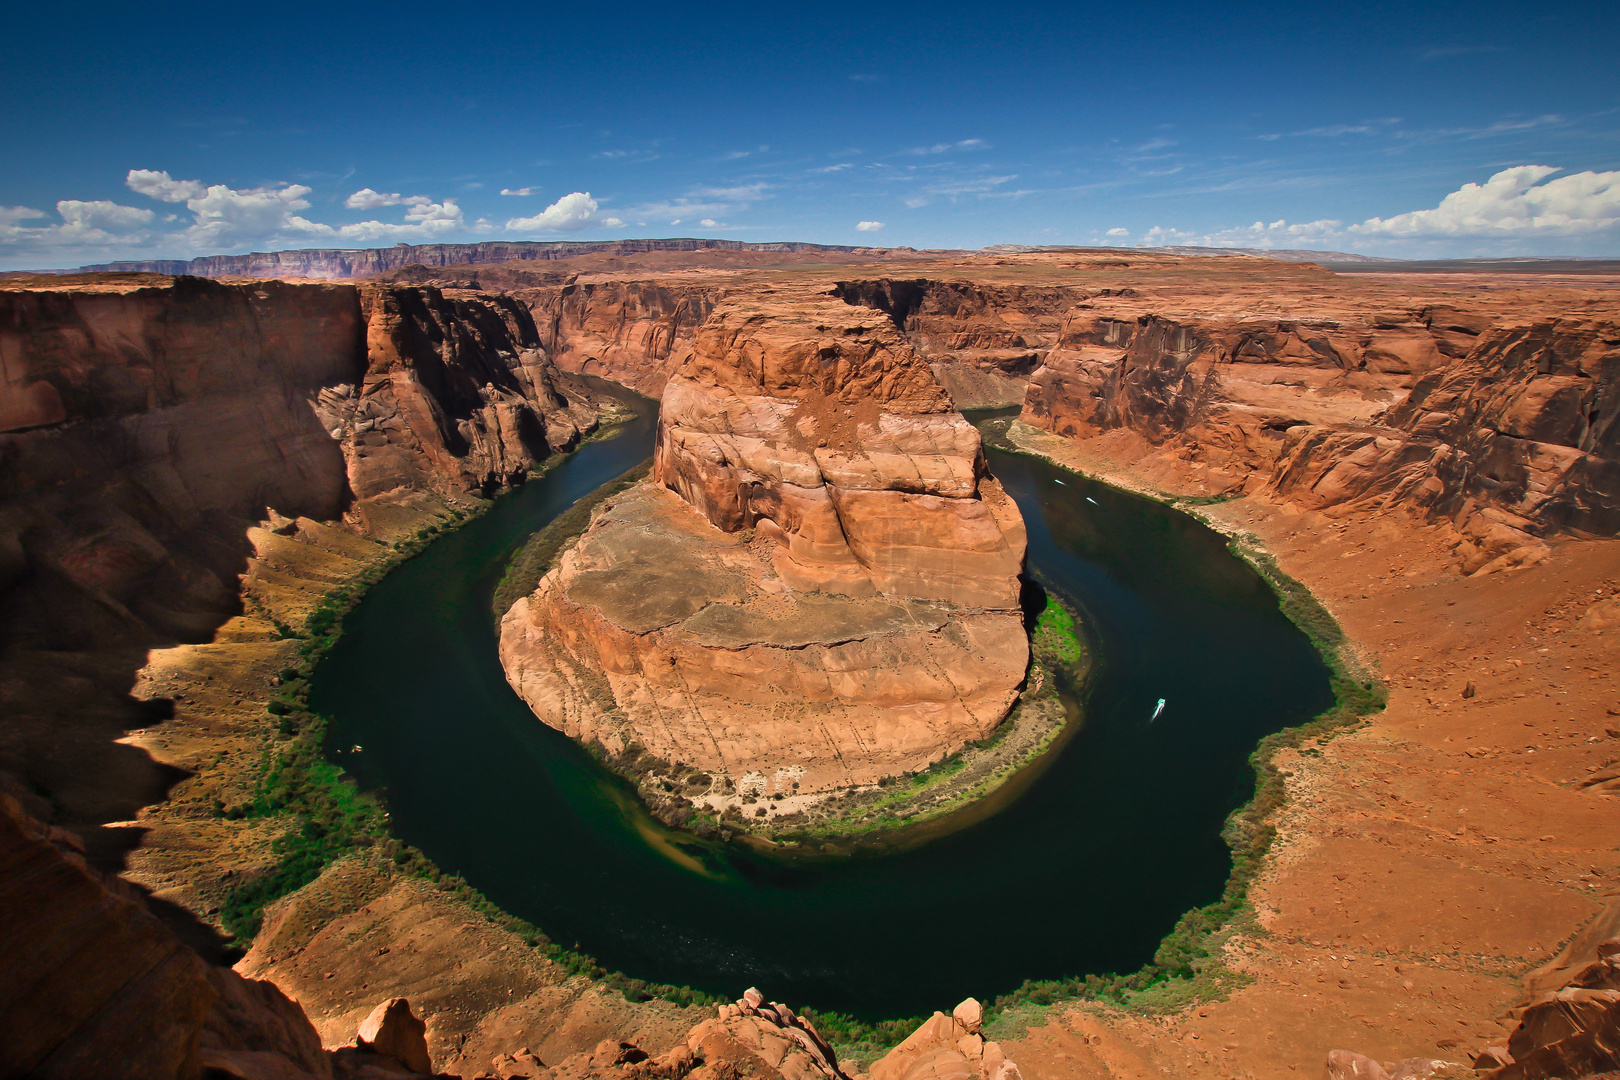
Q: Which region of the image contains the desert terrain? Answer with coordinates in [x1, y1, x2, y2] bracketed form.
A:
[3, 243, 1618, 1079]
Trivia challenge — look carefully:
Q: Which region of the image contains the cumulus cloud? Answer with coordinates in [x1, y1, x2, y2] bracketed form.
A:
[120, 169, 471, 250]
[345, 188, 404, 209]
[125, 169, 208, 203]
[1105, 227, 1129, 238]
[57, 200, 155, 234]
[1137, 218, 1344, 249]
[506, 191, 620, 232]
[855, 220, 885, 232]
[0, 199, 155, 252]
[1, 206, 48, 226]
[1351, 165, 1620, 238]
[699, 218, 721, 228]
[500, 187, 535, 196]
[1127, 165, 1620, 258]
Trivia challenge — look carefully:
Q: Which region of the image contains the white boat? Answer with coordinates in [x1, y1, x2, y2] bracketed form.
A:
[1150, 699, 1166, 722]
[1054, 478, 1067, 486]
[1086, 496, 1099, 505]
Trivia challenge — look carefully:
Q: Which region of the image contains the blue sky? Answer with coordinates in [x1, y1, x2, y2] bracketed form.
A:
[2, 0, 1617, 268]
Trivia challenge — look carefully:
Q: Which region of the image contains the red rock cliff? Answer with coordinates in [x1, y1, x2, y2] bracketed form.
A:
[499, 293, 1029, 804]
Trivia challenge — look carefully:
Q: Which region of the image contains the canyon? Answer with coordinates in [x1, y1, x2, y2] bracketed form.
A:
[497, 292, 1030, 818]
[2, 247, 1619, 1079]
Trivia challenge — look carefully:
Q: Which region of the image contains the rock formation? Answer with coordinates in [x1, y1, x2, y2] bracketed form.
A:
[0, 273, 600, 872]
[7, 250, 1620, 1080]
[1323, 936, 1620, 1080]
[868, 997, 1021, 1080]
[833, 278, 1074, 408]
[499, 293, 1028, 805]
[526, 279, 723, 398]
[1009, 291, 1620, 568]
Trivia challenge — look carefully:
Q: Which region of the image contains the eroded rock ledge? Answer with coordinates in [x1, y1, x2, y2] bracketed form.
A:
[499, 293, 1029, 810]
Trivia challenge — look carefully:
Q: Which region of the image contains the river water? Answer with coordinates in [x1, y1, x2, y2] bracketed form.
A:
[312, 394, 1331, 1018]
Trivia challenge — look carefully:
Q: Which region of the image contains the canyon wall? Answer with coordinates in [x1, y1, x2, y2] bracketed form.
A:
[522, 279, 725, 397]
[499, 293, 1029, 806]
[833, 278, 1076, 407]
[0, 274, 599, 855]
[1009, 299, 1619, 569]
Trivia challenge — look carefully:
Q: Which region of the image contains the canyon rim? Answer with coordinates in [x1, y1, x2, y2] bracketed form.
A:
[1, 241, 1618, 1080]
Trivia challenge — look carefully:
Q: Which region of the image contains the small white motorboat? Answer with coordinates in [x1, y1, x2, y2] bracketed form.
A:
[1150, 699, 1166, 723]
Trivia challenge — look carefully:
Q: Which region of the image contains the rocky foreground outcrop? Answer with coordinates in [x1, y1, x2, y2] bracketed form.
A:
[500, 293, 1028, 806]
[5, 782, 1018, 1080]
[1323, 936, 1620, 1080]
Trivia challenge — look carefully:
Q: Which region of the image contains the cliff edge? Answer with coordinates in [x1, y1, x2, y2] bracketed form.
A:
[498, 293, 1030, 819]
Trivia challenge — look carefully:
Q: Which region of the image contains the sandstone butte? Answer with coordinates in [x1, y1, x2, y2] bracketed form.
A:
[2, 247, 1620, 1080]
[498, 292, 1030, 807]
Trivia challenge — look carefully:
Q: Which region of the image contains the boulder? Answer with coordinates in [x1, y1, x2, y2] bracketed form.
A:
[355, 998, 432, 1076]
[1498, 987, 1620, 1079]
[871, 1011, 1019, 1080]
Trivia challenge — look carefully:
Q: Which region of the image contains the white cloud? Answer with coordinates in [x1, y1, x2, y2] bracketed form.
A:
[1125, 164, 1620, 258]
[505, 191, 607, 232]
[1351, 165, 1620, 238]
[500, 187, 535, 196]
[0, 206, 48, 226]
[0, 199, 155, 253]
[689, 183, 769, 201]
[1105, 227, 1130, 238]
[699, 218, 721, 228]
[57, 200, 155, 232]
[124, 169, 469, 249]
[905, 138, 986, 156]
[855, 220, 885, 232]
[125, 169, 208, 203]
[1137, 218, 1344, 249]
[345, 188, 404, 209]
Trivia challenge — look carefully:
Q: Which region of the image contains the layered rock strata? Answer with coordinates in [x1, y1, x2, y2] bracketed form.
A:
[526, 279, 723, 397]
[1017, 303, 1620, 569]
[500, 294, 1028, 801]
[0, 274, 599, 862]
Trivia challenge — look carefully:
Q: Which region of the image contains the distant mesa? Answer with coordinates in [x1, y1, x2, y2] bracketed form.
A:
[62, 238, 920, 280]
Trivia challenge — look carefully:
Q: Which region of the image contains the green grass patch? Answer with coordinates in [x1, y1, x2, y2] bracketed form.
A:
[1033, 600, 1085, 667]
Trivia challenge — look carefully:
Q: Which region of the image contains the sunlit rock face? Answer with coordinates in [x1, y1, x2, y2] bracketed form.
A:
[654, 293, 1027, 607]
[500, 292, 1029, 799]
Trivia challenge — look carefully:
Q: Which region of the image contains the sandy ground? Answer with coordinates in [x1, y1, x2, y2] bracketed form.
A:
[999, 423, 1620, 1079]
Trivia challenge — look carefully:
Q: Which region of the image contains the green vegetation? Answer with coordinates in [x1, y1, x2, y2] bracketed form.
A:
[961, 441, 1386, 1038]
[799, 1010, 932, 1067]
[222, 417, 1385, 1057]
[491, 461, 651, 618]
[1033, 599, 1085, 667]
[220, 479, 724, 1016]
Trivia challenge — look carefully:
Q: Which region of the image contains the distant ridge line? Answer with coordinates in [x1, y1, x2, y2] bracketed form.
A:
[72, 238, 897, 280]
